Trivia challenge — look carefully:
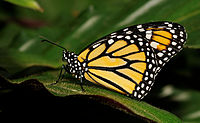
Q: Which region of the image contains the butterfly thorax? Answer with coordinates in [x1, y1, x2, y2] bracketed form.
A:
[62, 50, 84, 78]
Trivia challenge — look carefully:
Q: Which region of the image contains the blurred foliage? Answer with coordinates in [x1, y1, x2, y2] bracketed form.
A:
[0, 0, 200, 122]
[5, 0, 43, 12]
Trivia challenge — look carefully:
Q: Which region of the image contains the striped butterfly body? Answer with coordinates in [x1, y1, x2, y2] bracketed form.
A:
[42, 21, 187, 100]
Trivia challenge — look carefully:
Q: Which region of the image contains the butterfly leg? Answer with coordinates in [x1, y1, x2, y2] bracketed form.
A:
[51, 65, 66, 85]
[60, 66, 69, 81]
[79, 71, 85, 92]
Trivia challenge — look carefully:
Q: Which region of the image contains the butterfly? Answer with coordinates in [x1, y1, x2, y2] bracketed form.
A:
[41, 21, 187, 100]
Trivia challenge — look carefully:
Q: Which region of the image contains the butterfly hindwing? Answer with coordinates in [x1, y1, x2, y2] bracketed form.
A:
[77, 21, 186, 99]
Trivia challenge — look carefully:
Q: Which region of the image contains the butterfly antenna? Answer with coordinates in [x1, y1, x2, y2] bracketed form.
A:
[40, 35, 67, 51]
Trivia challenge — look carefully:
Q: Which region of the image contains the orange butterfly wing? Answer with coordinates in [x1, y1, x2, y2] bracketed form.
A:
[77, 21, 187, 99]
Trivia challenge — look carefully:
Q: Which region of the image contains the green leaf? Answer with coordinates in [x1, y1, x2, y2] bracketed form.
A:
[5, 0, 43, 12]
[5, 71, 181, 123]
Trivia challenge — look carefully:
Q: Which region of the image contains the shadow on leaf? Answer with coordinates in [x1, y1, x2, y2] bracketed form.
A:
[0, 76, 148, 122]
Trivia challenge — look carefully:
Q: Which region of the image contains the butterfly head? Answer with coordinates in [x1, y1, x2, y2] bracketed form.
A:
[62, 50, 76, 64]
[62, 50, 83, 78]
[40, 37, 84, 78]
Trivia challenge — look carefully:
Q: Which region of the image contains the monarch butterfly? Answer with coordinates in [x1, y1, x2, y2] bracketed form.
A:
[41, 21, 187, 99]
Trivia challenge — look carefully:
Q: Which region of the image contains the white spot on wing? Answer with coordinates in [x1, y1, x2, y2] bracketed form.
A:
[173, 35, 178, 38]
[141, 90, 145, 94]
[146, 34, 152, 39]
[146, 86, 149, 90]
[180, 39, 184, 42]
[117, 35, 124, 39]
[141, 83, 145, 88]
[150, 42, 159, 49]
[148, 64, 152, 69]
[139, 42, 143, 46]
[133, 35, 137, 38]
[134, 91, 137, 97]
[177, 45, 182, 49]
[92, 43, 101, 48]
[123, 28, 128, 31]
[148, 81, 152, 84]
[157, 52, 164, 57]
[180, 31, 184, 34]
[159, 60, 163, 64]
[126, 31, 133, 34]
[108, 39, 114, 44]
[111, 32, 116, 35]
[168, 24, 173, 27]
[170, 29, 175, 33]
[139, 28, 145, 32]
[168, 47, 172, 51]
[125, 36, 131, 40]
[138, 38, 143, 41]
[130, 40, 134, 43]
[137, 25, 142, 28]
[144, 77, 148, 80]
[164, 22, 169, 24]
[172, 41, 177, 46]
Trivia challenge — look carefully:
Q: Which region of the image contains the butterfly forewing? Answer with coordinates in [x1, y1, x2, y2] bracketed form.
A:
[77, 21, 186, 99]
[137, 22, 187, 73]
